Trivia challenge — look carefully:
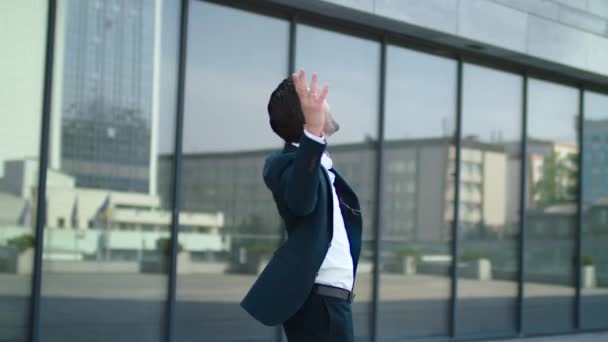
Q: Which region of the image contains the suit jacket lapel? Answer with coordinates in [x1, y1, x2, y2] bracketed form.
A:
[330, 168, 350, 193]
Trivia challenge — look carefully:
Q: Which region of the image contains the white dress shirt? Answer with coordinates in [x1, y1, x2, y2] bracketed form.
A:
[291, 129, 354, 291]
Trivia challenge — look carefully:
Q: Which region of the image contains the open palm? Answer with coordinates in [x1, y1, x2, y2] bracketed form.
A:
[292, 70, 329, 136]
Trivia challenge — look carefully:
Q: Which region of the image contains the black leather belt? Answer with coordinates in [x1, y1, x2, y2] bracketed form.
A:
[312, 284, 355, 303]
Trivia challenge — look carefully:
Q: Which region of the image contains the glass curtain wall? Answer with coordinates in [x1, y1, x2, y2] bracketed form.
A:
[456, 64, 522, 336]
[379, 46, 457, 340]
[39, 0, 180, 341]
[0, 1, 48, 341]
[295, 23, 381, 340]
[175, 2, 288, 341]
[581, 90, 608, 330]
[523, 79, 579, 334]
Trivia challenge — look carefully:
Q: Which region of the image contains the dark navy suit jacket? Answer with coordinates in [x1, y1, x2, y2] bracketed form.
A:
[240, 132, 363, 326]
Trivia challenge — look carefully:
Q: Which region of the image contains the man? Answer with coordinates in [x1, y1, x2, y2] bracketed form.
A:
[240, 70, 363, 341]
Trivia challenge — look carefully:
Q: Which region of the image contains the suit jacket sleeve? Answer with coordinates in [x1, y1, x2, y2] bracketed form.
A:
[278, 132, 327, 217]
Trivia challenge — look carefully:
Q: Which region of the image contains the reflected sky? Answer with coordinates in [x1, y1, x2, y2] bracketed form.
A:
[385, 46, 456, 139]
[179, 1, 288, 153]
[528, 79, 579, 145]
[295, 24, 380, 144]
[462, 64, 522, 142]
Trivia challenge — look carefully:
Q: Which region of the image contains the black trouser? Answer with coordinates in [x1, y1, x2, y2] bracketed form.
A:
[282, 291, 354, 342]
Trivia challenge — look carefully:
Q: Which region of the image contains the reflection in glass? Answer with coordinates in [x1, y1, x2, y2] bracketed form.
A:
[0, 1, 47, 340]
[40, 1, 179, 341]
[296, 24, 380, 340]
[524, 79, 579, 334]
[379, 46, 456, 340]
[581, 91, 608, 330]
[174, 2, 289, 341]
[457, 64, 522, 336]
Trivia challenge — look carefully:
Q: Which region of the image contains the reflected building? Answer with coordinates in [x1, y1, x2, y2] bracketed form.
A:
[0, 158, 225, 262]
[158, 149, 291, 242]
[49, 0, 163, 194]
[385, 138, 509, 241]
[158, 137, 509, 243]
[583, 118, 608, 202]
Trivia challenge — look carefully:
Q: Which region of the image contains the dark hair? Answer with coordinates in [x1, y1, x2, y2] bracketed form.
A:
[268, 77, 304, 143]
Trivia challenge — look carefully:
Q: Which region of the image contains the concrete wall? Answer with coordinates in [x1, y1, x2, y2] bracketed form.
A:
[319, 0, 608, 77]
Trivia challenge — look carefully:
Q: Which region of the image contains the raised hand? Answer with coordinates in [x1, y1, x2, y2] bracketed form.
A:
[292, 70, 329, 137]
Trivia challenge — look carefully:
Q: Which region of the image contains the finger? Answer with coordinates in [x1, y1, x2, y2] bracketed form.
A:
[319, 85, 329, 102]
[293, 70, 306, 94]
[310, 73, 319, 95]
[291, 73, 303, 95]
[298, 69, 308, 92]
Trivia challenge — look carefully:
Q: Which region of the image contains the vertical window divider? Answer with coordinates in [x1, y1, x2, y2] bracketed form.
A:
[516, 73, 528, 336]
[370, 36, 387, 342]
[575, 87, 585, 330]
[449, 57, 463, 339]
[165, 1, 190, 341]
[30, 1, 57, 341]
[275, 14, 298, 342]
[288, 14, 297, 75]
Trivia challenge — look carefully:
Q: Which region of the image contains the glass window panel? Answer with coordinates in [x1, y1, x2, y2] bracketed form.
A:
[524, 79, 579, 334]
[295, 24, 380, 340]
[176, 2, 289, 341]
[0, 1, 47, 340]
[379, 46, 456, 340]
[581, 90, 608, 330]
[39, 0, 179, 341]
[457, 64, 522, 336]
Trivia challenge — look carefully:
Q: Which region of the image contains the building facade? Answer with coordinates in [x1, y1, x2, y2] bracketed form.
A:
[1, 0, 608, 342]
[583, 118, 608, 202]
[50, 0, 162, 194]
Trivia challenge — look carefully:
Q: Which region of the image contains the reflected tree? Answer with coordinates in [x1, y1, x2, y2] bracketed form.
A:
[533, 151, 578, 205]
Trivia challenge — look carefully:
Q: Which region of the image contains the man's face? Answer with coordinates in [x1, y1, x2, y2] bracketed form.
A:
[322, 101, 340, 138]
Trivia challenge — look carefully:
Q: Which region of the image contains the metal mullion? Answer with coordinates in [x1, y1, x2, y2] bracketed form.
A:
[288, 15, 296, 75]
[165, 1, 190, 341]
[29, 1, 57, 341]
[574, 87, 585, 330]
[370, 37, 387, 342]
[275, 15, 298, 342]
[516, 74, 528, 336]
[449, 58, 463, 339]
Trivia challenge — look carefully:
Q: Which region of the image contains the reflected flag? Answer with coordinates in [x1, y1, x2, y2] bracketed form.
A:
[17, 200, 31, 226]
[71, 196, 79, 228]
[95, 194, 112, 223]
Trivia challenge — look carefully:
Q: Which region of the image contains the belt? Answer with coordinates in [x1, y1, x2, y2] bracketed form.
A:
[312, 284, 355, 303]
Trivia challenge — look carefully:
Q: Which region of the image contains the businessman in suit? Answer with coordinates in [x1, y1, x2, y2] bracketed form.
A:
[240, 70, 363, 341]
